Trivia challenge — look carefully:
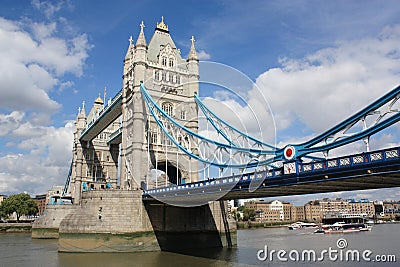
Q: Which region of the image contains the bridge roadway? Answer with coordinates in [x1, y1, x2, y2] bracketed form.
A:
[143, 146, 400, 205]
[80, 90, 123, 142]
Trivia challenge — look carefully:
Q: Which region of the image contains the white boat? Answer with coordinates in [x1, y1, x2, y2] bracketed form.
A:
[288, 221, 318, 230]
[314, 222, 372, 234]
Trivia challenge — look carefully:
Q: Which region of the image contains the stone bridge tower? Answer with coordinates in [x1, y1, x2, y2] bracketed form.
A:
[121, 17, 199, 190]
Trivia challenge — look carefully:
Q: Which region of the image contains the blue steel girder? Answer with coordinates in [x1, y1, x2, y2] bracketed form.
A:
[283, 85, 400, 160]
[62, 161, 73, 196]
[143, 146, 400, 202]
[194, 94, 277, 151]
[141, 83, 279, 169]
[142, 82, 400, 167]
[79, 90, 123, 142]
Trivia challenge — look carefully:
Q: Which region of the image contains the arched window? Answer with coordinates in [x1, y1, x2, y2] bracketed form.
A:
[161, 102, 173, 117]
[162, 56, 167, 66]
[169, 58, 174, 67]
[154, 70, 160, 81]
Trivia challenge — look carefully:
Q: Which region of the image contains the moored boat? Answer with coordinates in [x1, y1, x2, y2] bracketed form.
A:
[288, 221, 318, 230]
[314, 222, 372, 234]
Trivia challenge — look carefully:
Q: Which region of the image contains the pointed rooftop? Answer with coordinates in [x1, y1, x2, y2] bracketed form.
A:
[156, 16, 169, 33]
[77, 101, 86, 119]
[125, 35, 135, 59]
[136, 21, 147, 47]
[187, 36, 198, 61]
[147, 16, 186, 67]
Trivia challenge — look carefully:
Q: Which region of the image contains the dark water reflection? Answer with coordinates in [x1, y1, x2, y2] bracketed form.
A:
[0, 224, 399, 266]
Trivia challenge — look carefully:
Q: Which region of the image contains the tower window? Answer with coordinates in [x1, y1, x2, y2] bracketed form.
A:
[150, 131, 158, 144]
[162, 56, 167, 66]
[162, 71, 166, 81]
[176, 75, 180, 84]
[154, 70, 160, 81]
[161, 102, 173, 116]
[180, 110, 186, 120]
[169, 58, 174, 67]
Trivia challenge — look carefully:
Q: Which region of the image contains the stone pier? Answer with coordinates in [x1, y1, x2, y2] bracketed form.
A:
[57, 190, 236, 252]
[32, 204, 75, 238]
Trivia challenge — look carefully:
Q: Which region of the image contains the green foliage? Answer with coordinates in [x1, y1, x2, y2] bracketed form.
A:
[0, 193, 38, 222]
[237, 205, 246, 212]
[243, 208, 256, 221]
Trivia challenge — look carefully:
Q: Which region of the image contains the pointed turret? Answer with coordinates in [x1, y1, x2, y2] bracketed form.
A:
[187, 36, 199, 96]
[136, 21, 147, 48]
[77, 101, 86, 119]
[124, 35, 135, 61]
[125, 36, 134, 57]
[187, 36, 198, 61]
[75, 101, 86, 146]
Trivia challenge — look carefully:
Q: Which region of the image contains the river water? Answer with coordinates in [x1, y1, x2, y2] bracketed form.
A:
[0, 224, 398, 266]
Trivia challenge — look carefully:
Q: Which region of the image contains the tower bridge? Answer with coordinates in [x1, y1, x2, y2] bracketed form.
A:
[33, 17, 400, 253]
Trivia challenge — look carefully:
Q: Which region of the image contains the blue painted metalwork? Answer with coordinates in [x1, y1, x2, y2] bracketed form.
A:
[141, 83, 283, 168]
[141, 82, 400, 168]
[143, 146, 400, 200]
[62, 161, 72, 196]
[194, 94, 277, 150]
[289, 85, 400, 158]
[141, 83, 276, 155]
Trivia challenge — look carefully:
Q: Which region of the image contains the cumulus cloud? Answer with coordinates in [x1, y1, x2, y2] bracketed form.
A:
[0, 5, 91, 195]
[0, 16, 91, 112]
[0, 111, 25, 136]
[206, 25, 400, 152]
[0, 121, 74, 195]
[204, 25, 400, 202]
[197, 50, 211, 60]
[254, 25, 400, 134]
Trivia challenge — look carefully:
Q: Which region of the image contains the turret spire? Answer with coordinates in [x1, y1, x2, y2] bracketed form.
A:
[136, 21, 147, 47]
[77, 101, 86, 119]
[188, 35, 198, 61]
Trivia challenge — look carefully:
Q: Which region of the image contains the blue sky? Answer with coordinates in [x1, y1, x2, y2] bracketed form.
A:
[1, 0, 400, 204]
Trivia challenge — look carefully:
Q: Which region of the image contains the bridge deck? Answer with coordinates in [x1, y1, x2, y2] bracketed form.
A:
[143, 146, 400, 205]
[80, 91, 122, 142]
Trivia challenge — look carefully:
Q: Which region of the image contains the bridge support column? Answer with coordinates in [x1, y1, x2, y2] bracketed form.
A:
[144, 200, 237, 251]
[58, 190, 236, 252]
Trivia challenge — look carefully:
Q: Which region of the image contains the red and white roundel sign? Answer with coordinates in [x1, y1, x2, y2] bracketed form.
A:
[284, 145, 296, 161]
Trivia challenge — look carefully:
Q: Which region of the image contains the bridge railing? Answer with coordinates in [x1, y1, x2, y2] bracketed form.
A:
[80, 90, 123, 138]
[108, 127, 122, 141]
[144, 146, 400, 195]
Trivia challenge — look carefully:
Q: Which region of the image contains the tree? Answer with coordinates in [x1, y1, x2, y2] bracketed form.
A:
[0, 193, 38, 222]
[243, 208, 256, 221]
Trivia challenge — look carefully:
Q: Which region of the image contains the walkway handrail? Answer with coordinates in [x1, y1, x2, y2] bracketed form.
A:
[80, 89, 123, 139]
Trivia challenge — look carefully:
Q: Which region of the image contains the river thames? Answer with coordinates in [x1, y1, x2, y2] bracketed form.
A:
[0, 223, 398, 266]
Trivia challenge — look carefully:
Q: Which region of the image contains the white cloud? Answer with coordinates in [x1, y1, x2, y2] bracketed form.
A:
[254, 25, 400, 133]
[205, 25, 400, 150]
[0, 121, 74, 195]
[0, 8, 90, 195]
[0, 111, 25, 136]
[197, 50, 211, 60]
[31, 0, 68, 19]
[0, 16, 91, 112]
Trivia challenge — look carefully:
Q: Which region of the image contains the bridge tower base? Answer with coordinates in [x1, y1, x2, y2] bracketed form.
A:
[57, 190, 236, 252]
[32, 205, 75, 239]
